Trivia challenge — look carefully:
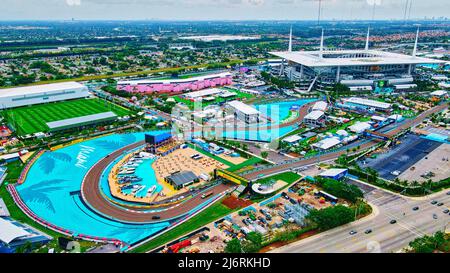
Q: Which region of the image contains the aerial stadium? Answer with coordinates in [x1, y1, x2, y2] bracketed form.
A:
[271, 28, 446, 92]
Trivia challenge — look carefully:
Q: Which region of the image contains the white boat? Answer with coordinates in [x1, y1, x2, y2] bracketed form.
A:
[118, 170, 135, 175]
[133, 185, 146, 196]
[146, 185, 157, 197]
[131, 185, 145, 195]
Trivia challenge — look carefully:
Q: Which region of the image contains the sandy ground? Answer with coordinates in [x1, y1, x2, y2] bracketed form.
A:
[108, 147, 229, 203]
[398, 143, 450, 183]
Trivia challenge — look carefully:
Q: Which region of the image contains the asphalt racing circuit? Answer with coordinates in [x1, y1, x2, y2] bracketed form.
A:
[80, 141, 232, 223]
[80, 102, 446, 225]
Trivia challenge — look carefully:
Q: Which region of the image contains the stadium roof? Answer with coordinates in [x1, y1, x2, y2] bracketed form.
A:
[0, 82, 86, 98]
[117, 72, 231, 85]
[166, 171, 198, 187]
[46, 112, 117, 131]
[270, 49, 445, 68]
[0, 217, 30, 244]
[227, 100, 260, 115]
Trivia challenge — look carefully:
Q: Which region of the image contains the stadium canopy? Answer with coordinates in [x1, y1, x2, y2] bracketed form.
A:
[0, 217, 30, 244]
[270, 50, 444, 68]
[46, 112, 117, 132]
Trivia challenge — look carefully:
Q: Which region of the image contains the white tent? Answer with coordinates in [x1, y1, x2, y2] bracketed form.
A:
[0, 217, 30, 244]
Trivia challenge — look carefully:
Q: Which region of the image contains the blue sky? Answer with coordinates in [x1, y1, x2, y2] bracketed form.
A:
[1, 0, 449, 21]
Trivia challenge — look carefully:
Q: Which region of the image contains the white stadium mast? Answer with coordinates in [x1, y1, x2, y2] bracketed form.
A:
[319, 28, 324, 59]
[365, 27, 371, 51]
[288, 25, 293, 52]
[413, 26, 419, 57]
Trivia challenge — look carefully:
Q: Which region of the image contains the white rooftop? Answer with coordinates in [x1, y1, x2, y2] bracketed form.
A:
[312, 101, 328, 111]
[118, 72, 231, 85]
[313, 137, 341, 150]
[349, 122, 372, 133]
[430, 90, 448, 96]
[0, 82, 86, 99]
[0, 217, 30, 244]
[371, 115, 388, 122]
[227, 100, 260, 115]
[283, 134, 302, 143]
[304, 110, 325, 121]
[343, 97, 392, 110]
[184, 88, 223, 99]
[320, 168, 348, 177]
[270, 49, 445, 68]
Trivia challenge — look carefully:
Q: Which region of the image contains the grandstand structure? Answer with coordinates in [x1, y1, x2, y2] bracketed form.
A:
[271, 27, 445, 92]
[117, 72, 232, 94]
[0, 82, 90, 109]
[145, 132, 180, 156]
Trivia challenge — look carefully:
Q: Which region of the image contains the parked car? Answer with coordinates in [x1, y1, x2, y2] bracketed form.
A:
[413, 207, 419, 211]
[365, 229, 373, 234]
[390, 220, 397, 224]
[349, 230, 357, 235]
[437, 203, 444, 207]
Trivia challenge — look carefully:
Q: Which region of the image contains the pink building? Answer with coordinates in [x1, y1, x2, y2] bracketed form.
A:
[117, 72, 233, 94]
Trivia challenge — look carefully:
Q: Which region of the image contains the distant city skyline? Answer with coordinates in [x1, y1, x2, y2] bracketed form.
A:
[0, 0, 449, 21]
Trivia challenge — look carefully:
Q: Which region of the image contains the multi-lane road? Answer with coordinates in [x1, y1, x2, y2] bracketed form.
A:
[271, 180, 450, 253]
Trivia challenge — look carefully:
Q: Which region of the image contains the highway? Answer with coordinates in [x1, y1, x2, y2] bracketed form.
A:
[270, 180, 450, 253]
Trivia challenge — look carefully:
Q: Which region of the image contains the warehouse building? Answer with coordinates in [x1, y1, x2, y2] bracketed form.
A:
[0, 82, 90, 109]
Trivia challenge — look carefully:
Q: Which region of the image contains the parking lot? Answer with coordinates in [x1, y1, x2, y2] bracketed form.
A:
[359, 134, 442, 181]
[399, 143, 450, 183]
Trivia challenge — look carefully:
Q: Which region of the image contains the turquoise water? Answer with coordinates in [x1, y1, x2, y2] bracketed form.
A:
[16, 132, 173, 244]
[198, 99, 316, 142]
[120, 158, 162, 198]
[422, 133, 449, 143]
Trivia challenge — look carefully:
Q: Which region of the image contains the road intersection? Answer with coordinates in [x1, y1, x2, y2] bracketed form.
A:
[270, 180, 450, 253]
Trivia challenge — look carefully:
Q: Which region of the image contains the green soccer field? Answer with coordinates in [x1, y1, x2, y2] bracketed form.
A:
[1, 98, 132, 135]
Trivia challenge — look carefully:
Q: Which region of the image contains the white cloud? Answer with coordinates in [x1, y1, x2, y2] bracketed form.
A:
[66, 0, 81, 6]
[366, 0, 382, 6]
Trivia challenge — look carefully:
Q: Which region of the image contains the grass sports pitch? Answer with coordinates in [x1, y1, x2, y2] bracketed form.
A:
[1, 98, 131, 135]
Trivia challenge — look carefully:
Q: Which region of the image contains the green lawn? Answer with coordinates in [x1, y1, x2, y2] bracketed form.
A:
[130, 201, 236, 253]
[1, 98, 131, 135]
[256, 171, 301, 185]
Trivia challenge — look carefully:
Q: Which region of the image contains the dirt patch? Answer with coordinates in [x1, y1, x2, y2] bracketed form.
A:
[222, 196, 253, 210]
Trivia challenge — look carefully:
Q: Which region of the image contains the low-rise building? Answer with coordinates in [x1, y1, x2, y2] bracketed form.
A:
[303, 110, 326, 127]
[349, 122, 372, 134]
